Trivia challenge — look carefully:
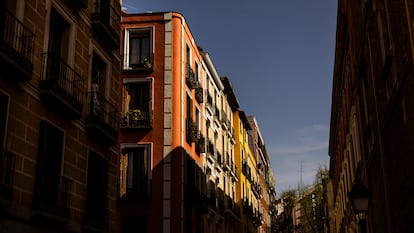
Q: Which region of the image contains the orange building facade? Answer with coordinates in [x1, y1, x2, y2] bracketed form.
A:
[118, 11, 208, 233]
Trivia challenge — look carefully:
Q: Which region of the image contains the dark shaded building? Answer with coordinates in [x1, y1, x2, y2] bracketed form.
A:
[0, 0, 121, 232]
[329, 0, 414, 232]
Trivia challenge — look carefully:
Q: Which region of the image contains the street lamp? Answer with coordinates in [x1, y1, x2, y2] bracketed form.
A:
[349, 179, 370, 233]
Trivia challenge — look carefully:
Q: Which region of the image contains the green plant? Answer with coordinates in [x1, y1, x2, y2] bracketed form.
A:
[143, 58, 152, 69]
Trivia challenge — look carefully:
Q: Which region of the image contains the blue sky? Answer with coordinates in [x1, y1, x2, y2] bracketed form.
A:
[122, 0, 338, 194]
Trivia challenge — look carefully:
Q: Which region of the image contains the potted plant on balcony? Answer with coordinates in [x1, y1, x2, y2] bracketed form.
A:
[121, 109, 145, 128]
[143, 58, 152, 69]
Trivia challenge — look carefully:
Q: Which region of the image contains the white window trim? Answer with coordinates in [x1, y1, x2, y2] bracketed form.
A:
[123, 27, 154, 70]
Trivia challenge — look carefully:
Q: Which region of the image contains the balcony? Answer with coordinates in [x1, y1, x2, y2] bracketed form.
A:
[221, 111, 231, 130]
[92, 0, 120, 49]
[195, 83, 203, 103]
[186, 119, 199, 143]
[85, 92, 118, 146]
[0, 149, 15, 203]
[195, 134, 206, 154]
[186, 64, 196, 89]
[252, 181, 262, 198]
[32, 176, 72, 223]
[39, 53, 84, 119]
[0, 9, 35, 81]
[120, 109, 153, 129]
[242, 160, 252, 182]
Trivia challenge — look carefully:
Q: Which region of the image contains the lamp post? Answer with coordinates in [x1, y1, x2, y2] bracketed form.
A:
[349, 179, 370, 233]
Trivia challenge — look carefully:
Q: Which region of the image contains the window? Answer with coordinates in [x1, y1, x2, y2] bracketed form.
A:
[0, 93, 7, 150]
[0, 93, 14, 200]
[121, 79, 152, 128]
[33, 121, 70, 218]
[124, 28, 152, 70]
[84, 151, 108, 228]
[119, 144, 152, 200]
[186, 93, 193, 143]
[47, 8, 70, 64]
[195, 107, 200, 131]
[186, 45, 190, 66]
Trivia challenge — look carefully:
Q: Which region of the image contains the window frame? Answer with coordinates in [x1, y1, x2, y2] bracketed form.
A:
[123, 27, 154, 70]
[44, 3, 77, 66]
[119, 143, 153, 200]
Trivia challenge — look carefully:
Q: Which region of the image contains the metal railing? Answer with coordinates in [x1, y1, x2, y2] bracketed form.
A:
[40, 53, 84, 110]
[1, 9, 35, 74]
[120, 109, 153, 129]
[0, 149, 16, 199]
[87, 91, 118, 132]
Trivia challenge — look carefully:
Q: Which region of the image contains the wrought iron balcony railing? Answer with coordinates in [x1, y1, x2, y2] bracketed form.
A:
[185, 64, 196, 89]
[86, 92, 118, 145]
[195, 84, 203, 103]
[0, 9, 35, 81]
[195, 134, 206, 154]
[186, 118, 199, 142]
[40, 53, 84, 118]
[120, 109, 153, 129]
[0, 149, 16, 201]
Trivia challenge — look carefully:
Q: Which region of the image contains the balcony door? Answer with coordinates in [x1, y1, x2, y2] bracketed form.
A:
[45, 8, 70, 81]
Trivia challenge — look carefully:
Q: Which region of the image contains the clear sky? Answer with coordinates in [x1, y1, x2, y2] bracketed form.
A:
[122, 0, 338, 195]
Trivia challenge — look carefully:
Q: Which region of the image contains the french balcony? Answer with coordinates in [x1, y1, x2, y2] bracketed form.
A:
[120, 109, 153, 129]
[195, 134, 206, 154]
[195, 84, 203, 103]
[85, 92, 118, 146]
[39, 53, 84, 119]
[185, 64, 196, 89]
[0, 9, 35, 81]
[0, 149, 15, 203]
[32, 176, 72, 223]
[124, 54, 154, 72]
[92, 0, 120, 49]
[186, 119, 199, 143]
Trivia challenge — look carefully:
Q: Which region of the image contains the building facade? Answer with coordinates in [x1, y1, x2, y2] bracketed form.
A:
[329, 0, 414, 232]
[248, 116, 276, 233]
[0, 0, 121, 232]
[118, 10, 278, 233]
[118, 11, 209, 233]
